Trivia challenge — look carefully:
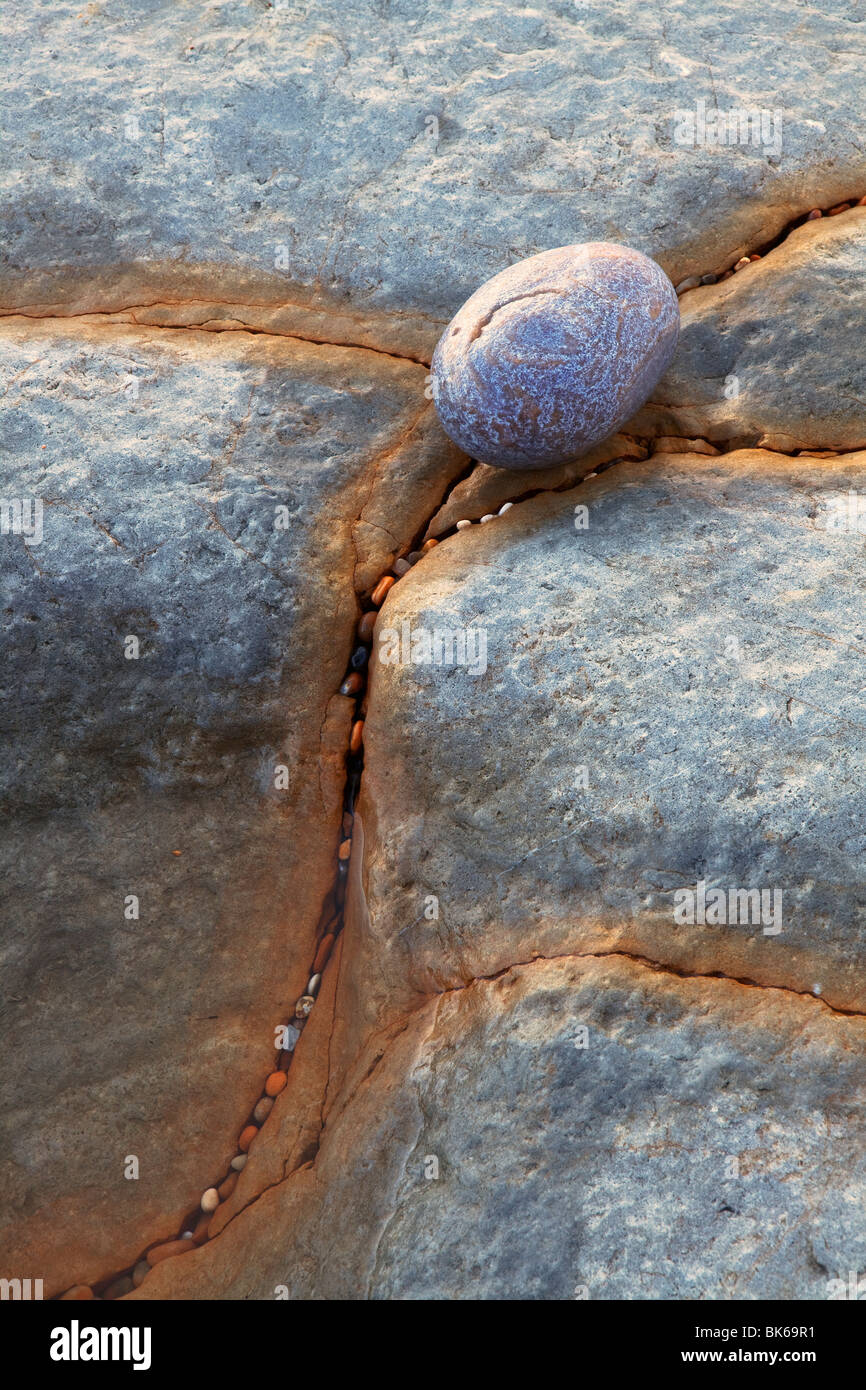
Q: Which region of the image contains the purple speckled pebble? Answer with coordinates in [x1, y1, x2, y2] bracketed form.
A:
[431, 242, 679, 470]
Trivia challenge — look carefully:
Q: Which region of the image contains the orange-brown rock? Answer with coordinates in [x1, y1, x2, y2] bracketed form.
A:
[146, 1240, 194, 1267]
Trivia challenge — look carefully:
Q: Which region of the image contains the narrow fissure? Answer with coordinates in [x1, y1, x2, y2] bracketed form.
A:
[674, 192, 866, 296]
[57, 434, 513, 1299]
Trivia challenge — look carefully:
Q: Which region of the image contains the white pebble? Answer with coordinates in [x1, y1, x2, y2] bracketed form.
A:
[498, 502, 513, 515]
[181, 1230, 194, 1240]
[480, 513, 496, 523]
[230, 1153, 248, 1172]
[455, 519, 472, 531]
[392, 558, 411, 577]
[307, 972, 322, 996]
[201, 1187, 219, 1214]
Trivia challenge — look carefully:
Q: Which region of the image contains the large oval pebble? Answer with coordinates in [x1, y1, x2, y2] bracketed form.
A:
[431, 242, 679, 470]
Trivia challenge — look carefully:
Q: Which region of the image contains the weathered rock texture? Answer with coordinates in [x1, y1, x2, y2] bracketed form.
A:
[0, 316, 461, 1295]
[632, 209, 866, 452]
[354, 452, 866, 1038]
[130, 450, 866, 1301]
[424, 433, 648, 537]
[3, 0, 866, 1305]
[3, 1, 866, 360]
[132, 953, 866, 1300]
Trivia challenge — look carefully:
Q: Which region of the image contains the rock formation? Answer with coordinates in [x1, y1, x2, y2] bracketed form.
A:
[2, 0, 865, 1301]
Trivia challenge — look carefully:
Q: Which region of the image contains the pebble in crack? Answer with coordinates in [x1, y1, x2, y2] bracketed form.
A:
[431, 243, 679, 470]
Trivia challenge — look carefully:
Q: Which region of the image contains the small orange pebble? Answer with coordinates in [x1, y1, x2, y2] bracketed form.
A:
[314, 933, 336, 973]
[371, 574, 395, 607]
[421, 537, 438, 552]
[357, 611, 377, 644]
[218, 1173, 238, 1200]
[349, 719, 364, 754]
[748, 254, 761, 261]
[147, 1239, 194, 1267]
[239, 1124, 258, 1152]
[806, 208, 823, 220]
[172, 850, 182, 856]
[828, 202, 852, 216]
[338, 838, 352, 860]
[60, 1285, 95, 1300]
[265, 1071, 287, 1097]
[859, 195, 866, 206]
[339, 672, 364, 697]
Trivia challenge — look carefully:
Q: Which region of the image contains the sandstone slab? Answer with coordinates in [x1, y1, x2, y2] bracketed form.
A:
[631, 209, 866, 452]
[130, 953, 866, 1300]
[2, 2, 865, 361]
[0, 315, 460, 1295]
[351, 450, 866, 1059]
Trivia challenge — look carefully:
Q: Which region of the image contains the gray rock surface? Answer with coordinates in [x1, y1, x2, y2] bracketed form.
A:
[0, 314, 460, 1294]
[129, 448, 866, 1302]
[349, 450, 866, 1061]
[133, 953, 866, 1300]
[632, 209, 866, 451]
[2, 1, 865, 361]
